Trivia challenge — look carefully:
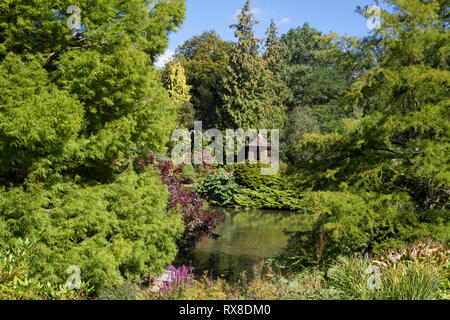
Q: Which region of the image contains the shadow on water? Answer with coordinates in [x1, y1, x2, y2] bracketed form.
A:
[175, 208, 307, 283]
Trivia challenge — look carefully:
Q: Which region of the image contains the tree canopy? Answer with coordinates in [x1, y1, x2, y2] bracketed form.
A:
[0, 0, 187, 289]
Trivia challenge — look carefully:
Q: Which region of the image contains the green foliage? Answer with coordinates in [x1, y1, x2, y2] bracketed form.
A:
[284, 0, 449, 265]
[376, 261, 443, 300]
[269, 191, 417, 270]
[234, 187, 302, 211]
[0, 0, 185, 184]
[281, 106, 320, 163]
[281, 24, 364, 132]
[326, 255, 372, 300]
[0, 239, 93, 300]
[0, 0, 185, 61]
[180, 164, 197, 184]
[234, 163, 281, 190]
[94, 281, 138, 300]
[0, 0, 187, 294]
[0, 168, 184, 290]
[196, 173, 242, 207]
[232, 163, 301, 210]
[0, 53, 84, 184]
[175, 30, 232, 129]
[327, 255, 444, 300]
[219, 0, 287, 130]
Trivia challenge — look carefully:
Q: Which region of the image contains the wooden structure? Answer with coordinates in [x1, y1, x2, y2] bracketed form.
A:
[245, 133, 271, 163]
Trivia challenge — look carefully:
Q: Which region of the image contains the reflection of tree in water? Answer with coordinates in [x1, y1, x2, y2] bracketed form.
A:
[176, 209, 307, 282]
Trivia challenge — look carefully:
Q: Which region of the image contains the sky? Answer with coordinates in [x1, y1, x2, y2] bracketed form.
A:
[156, 0, 376, 68]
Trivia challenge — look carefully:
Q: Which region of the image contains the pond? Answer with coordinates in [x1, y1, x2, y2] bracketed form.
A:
[176, 208, 307, 282]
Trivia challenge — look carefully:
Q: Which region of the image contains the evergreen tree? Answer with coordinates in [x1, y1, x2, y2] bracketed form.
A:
[164, 62, 192, 107]
[281, 24, 364, 132]
[220, 0, 286, 130]
[264, 20, 285, 76]
[0, 0, 187, 289]
[163, 61, 194, 128]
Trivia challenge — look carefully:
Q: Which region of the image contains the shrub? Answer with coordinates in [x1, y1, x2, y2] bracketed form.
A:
[269, 190, 436, 271]
[0, 168, 184, 290]
[139, 158, 226, 251]
[234, 163, 281, 190]
[232, 163, 301, 210]
[234, 186, 302, 211]
[0, 240, 93, 300]
[196, 173, 243, 207]
[180, 164, 197, 184]
[95, 281, 139, 300]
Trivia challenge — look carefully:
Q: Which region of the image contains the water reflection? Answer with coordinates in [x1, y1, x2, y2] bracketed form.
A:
[176, 208, 306, 282]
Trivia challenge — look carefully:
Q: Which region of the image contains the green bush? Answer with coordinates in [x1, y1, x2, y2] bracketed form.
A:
[270, 189, 447, 271]
[234, 163, 281, 190]
[234, 186, 302, 211]
[232, 163, 302, 210]
[0, 239, 93, 300]
[270, 188, 449, 271]
[0, 168, 184, 290]
[196, 173, 242, 207]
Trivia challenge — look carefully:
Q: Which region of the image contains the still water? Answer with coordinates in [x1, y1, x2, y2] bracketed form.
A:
[176, 208, 306, 282]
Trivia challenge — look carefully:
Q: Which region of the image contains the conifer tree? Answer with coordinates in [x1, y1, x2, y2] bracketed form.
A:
[220, 0, 286, 130]
[164, 61, 194, 128]
[290, 0, 449, 259]
[0, 0, 187, 289]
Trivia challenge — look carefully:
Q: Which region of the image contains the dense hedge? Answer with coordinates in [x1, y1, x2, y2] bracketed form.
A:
[231, 163, 302, 210]
[234, 163, 281, 190]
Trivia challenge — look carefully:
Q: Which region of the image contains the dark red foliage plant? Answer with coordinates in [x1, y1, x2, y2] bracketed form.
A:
[136, 155, 225, 251]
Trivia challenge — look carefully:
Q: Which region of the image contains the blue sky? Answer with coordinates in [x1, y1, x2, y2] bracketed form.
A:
[156, 0, 375, 67]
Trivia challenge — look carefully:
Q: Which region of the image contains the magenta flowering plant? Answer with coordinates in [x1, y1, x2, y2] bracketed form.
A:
[160, 265, 195, 296]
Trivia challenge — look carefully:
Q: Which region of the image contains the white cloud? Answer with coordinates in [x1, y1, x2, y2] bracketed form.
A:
[251, 8, 262, 15]
[280, 17, 291, 25]
[154, 49, 175, 69]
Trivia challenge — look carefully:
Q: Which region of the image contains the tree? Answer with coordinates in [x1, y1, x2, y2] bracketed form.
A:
[175, 30, 232, 129]
[163, 61, 194, 129]
[281, 106, 320, 163]
[264, 19, 290, 126]
[220, 0, 287, 130]
[281, 24, 364, 132]
[264, 20, 286, 77]
[290, 0, 449, 259]
[0, 0, 187, 289]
